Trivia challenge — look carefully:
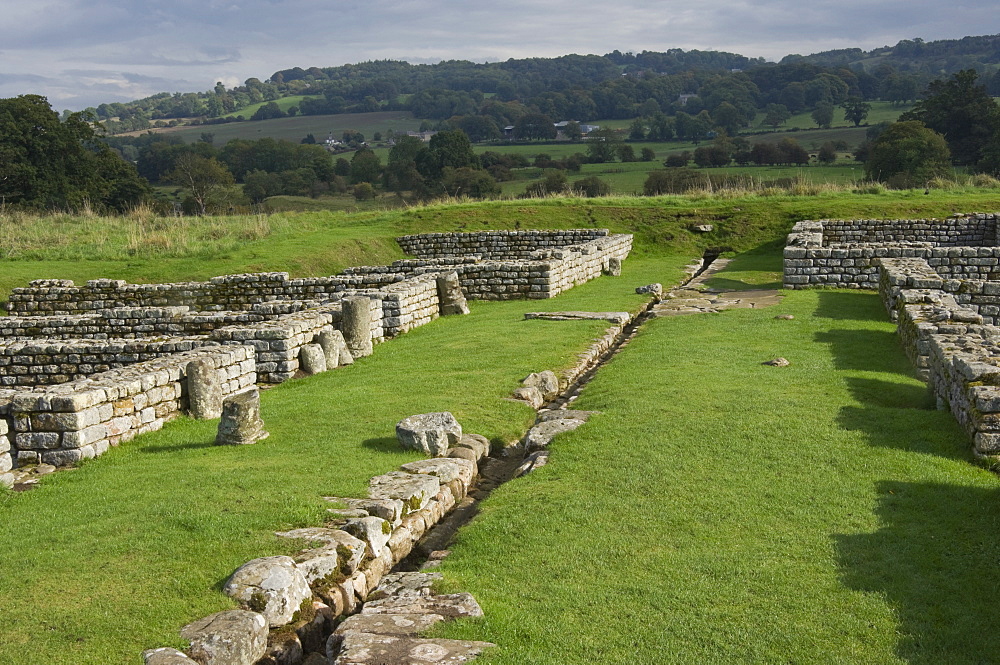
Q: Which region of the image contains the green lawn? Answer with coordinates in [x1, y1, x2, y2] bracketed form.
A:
[435, 260, 1000, 664]
[165, 111, 423, 145]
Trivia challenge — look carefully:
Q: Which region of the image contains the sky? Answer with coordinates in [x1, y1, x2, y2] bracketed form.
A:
[0, 0, 995, 110]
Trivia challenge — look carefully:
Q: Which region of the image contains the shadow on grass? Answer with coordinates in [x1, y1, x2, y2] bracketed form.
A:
[841, 376, 934, 410]
[816, 328, 918, 376]
[361, 437, 401, 454]
[835, 480, 1000, 663]
[702, 240, 784, 291]
[139, 440, 216, 454]
[814, 290, 886, 321]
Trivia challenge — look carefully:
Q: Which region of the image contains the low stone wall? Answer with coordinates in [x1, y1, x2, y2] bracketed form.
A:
[212, 311, 338, 384]
[396, 229, 609, 259]
[0, 336, 221, 387]
[2, 345, 255, 467]
[783, 214, 1000, 290]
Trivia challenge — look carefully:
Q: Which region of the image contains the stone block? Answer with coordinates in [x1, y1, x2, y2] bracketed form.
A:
[187, 358, 223, 419]
[180, 610, 268, 665]
[216, 389, 268, 445]
[395, 412, 462, 457]
[222, 556, 312, 628]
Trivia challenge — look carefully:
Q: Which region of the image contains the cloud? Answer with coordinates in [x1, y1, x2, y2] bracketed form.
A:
[1, 0, 996, 109]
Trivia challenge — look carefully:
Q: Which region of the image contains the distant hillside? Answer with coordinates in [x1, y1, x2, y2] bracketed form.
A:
[783, 34, 1000, 76]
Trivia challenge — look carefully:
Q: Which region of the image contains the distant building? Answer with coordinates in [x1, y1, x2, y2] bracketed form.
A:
[677, 94, 697, 106]
[406, 130, 437, 142]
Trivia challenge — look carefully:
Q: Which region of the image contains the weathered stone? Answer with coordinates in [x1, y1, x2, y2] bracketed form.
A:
[536, 409, 595, 423]
[302, 653, 329, 665]
[361, 593, 484, 619]
[522, 370, 559, 401]
[215, 389, 268, 445]
[341, 516, 392, 556]
[369, 471, 440, 514]
[515, 450, 550, 476]
[368, 572, 442, 601]
[262, 633, 303, 665]
[395, 412, 462, 457]
[299, 344, 327, 375]
[691, 224, 714, 233]
[341, 297, 373, 358]
[0, 472, 14, 489]
[606, 256, 622, 276]
[297, 601, 333, 654]
[436, 271, 470, 316]
[763, 357, 791, 367]
[511, 386, 543, 409]
[187, 358, 223, 419]
[180, 609, 268, 665]
[636, 283, 663, 295]
[524, 311, 628, 323]
[525, 418, 586, 451]
[316, 330, 345, 369]
[274, 528, 366, 585]
[400, 458, 475, 487]
[142, 647, 200, 665]
[334, 612, 446, 636]
[222, 556, 312, 627]
[328, 633, 494, 665]
[774, 314, 795, 320]
[325, 497, 404, 527]
[455, 433, 491, 460]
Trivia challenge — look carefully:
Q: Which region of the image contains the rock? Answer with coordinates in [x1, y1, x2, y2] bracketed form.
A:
[369, 471, 441, 514]
[455, 433, 491, 460]
[274, 528, 366, 585]
[691, 224, 714, 233]
[215, 389, 268, 446]
[361, 593, 484, 619]
[328, 633, 494, 665]
[606, 256, 622, 276]
[263, 633, 304, 665]
[446, 446, 479, 469]
[342, 297, 373, 359]
[395, 412, 462, 457]
[297, 601, 333, 654]
[436, 271, 470, 316]
[368, 572, 442, 601]
[334, 612, 446, 636]
[524, 311, 628, 323]
[299, 344, 327, 375]
[142, 647, 200, 665]
[522, 370, 559, 401]
[525, 418, 586, 451]
[187, 358, 223, 419]
[341, 517, 392, 556]
[316, 330, 345, 369]
[325, 497, 404, 527]
[774, 314, 795, 320]
[400, 458, 475, 486]
[511, 386, 543, 409]
[515, 450, 550, 476]
[180, 609, 268, 665]
[536, 409, 595, 423]
[763, 357, 790, 367]
[0, 472, 13, 489]
[636, 283, 663, 296]
[222, 556, 312, 627]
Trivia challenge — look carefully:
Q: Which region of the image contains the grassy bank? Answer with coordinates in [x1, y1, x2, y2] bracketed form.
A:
[435, 275, 1000, 663]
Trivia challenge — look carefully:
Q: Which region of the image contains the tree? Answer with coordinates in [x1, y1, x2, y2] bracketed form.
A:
[250, 101, 284, 121]
[513, 113, 557, 140]
[350, 148, 382, 185]
[643, 168, 707, 195]
[441, 167, 500, 199]
[762, 104, 791, 130]
[900, 70, 1000, 166]
[817, 142, 838, 164]
[811, 102, 835, 129]
[628, 119, 646, 140]
[693, 145, 730, 168]
[523, 171, 568, 197]
[711, 102, 743, 136]
[841, 97, 871, 127]
[585, 127, 621, 163]
[574, 176, 611, 197]
[417, 130, 477, 181]
[864, 121, 952, 188]
[640, 147, 656, 162]
[166, 153, 235, 214]
[0, 94, 150, 211]
[617, 144, 636, 162]
[353, 182, 375, 201]
[563, 121, 583, 141]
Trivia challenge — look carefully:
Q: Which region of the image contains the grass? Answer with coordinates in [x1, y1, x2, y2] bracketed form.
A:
[219, 95, 322, 120]
[433, 258, 1000, 664]
[0, 253, 689, 664]
[163, 111, 423, 145]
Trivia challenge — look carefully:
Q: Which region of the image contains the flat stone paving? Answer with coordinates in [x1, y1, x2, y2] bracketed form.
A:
[652, 259, 784, 317]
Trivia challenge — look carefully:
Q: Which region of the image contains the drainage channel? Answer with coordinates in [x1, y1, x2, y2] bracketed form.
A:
[395, 249, 723, 571]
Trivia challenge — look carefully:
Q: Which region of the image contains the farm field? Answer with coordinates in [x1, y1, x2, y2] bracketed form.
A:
[163, 111, 423, 145]
[3, 191, 1000, 662]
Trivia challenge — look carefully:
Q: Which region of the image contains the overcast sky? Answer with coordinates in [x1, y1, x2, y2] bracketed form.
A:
[0, 0, 994, 110]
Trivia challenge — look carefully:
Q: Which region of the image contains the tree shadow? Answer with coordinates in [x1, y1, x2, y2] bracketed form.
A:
[834, 480, 1000, 663]
[814, 290, 886, 321]
[702, 240, 785, 291]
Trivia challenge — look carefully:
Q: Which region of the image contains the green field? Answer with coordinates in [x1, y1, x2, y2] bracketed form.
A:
[3, 191, 1000, 662]
[164, 110, 423, 145]
[219, 95, 322, 120]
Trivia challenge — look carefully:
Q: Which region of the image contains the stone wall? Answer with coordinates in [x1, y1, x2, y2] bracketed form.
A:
[1, 345, 255, 467]
[783, 214, 1000, 289]
[396, 229, 609, 259]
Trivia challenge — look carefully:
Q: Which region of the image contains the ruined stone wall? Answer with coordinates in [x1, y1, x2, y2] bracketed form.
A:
[821, 216, 996, 245]
[396, 229, 609, 259]
[0, 337, 222, 387]
[783, 215, 1000, 289]
[1, 345, 255, 467]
